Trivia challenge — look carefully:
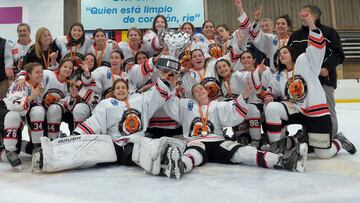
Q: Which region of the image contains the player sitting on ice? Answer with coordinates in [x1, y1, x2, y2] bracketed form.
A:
[163, 83, 308, 178]
[31, 68, 186, 179]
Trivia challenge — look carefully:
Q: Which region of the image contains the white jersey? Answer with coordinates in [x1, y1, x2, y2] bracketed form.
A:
[249, 17, 289, 72]
[219, 67, 272, 104]
[181, 48, 241, 100]
[77, 72, 102, 110]
[142, 30, 161, 57]
[41, 70, 76, 111]
[54, 35, 93, 60]
[89, 66, 133, 98]
[164, 94, 248, 142]
[193, 33, 222, 58]
[118, 41, 148, 71]
[269, 29, 328, 117]
[178, 40, 210, 63]
[3, 79, 38, 116]
[11, 40, 34, 67]
[74, 78, 171, 146]
[86, 42, 114, 67]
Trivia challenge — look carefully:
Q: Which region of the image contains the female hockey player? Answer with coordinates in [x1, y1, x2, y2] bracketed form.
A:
[143, 15, 168, 57]
[86, 50, 134, 99]
[0, 62, 43, 168]
[31, 72, 186, 180]
[163, 83, 307, 178]
[264, 12, 356, 159]
[193, 20, 223, 58]
[22, 27, 59, 70]
[86, 28, 115, 67]
[216, 24, 232, 55]
[118, 27, 148, 71]
[54, 22, 93, 61]
[215, 52, 272, 148]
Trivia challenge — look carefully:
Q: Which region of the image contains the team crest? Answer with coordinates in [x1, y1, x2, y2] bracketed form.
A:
[285, 75, 307, 103]
[110, 99, 119, 106]
[201, 77, 221, 100]
[107, 71, 112, 79]
[189, 117, 214, 137]
[187, 101, 194, 111]
[119, 109, 142, 135]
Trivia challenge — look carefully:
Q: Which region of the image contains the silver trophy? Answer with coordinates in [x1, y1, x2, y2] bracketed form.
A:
[157, 29, 191, 73]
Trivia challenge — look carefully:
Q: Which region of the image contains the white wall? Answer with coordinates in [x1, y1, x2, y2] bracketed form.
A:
[0, 0, 64, 43]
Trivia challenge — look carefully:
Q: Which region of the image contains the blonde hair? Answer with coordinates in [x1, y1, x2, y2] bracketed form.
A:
[34, 27, 52, 59]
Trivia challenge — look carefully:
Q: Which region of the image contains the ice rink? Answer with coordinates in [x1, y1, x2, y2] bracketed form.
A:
[0, 103, 359, 203]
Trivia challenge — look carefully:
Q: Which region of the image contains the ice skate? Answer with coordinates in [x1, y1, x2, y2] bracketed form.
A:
[279, 143, 308, 172]
[6, 150, 22, 169]
[336, 132, 356, 154]
[31, 148, 43, 173]
[162, 145, 184, 180]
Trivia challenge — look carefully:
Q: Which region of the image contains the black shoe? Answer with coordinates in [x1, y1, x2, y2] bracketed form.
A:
[6, 150, 22, 169]
[336, 132, 357, 154]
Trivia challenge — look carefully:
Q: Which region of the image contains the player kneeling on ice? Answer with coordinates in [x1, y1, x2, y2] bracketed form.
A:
[163, 83, 308, 177]
[31, 71, 186, 179]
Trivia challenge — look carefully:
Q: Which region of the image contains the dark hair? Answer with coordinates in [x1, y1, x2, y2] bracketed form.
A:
[191, 83, 206, 97]
[275, 46, 301, 72]
[275, 15, 293, 33]
[84, 53, 98, 70]
[67, 22, 85, 48]
[302, 4, 322, 24]
[24, 62, 43, 74]
[111, 50, 124, 60]
[127, 27, 143, 38]
[57, 58, 74, 76]
[181, 22, 195, 34]
[93, 28, 106, 39]
[216, 24, 232, 33]
[190, 49, 204, 58]
[202, 20, 215, 29]
[134, 51, 149, 64]
[111, 78, 129, 99]
[152, 15, 168, 32]
[17, 23, 31, 32]
[215, 59, 232, 81]
[240, 50, 256, 60]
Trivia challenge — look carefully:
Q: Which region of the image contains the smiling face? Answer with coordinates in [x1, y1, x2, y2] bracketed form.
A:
[84, 54, 95, 71]
[128, 30, 141, 45]
[182, 24, 194, 36]
[70, 25, 83, 41]
[279, 47, 292, 68]
[191, 50, 205, 69]
[275, 18, 289, 36]
[59, 61, 74, 78]
[261, 20, 273, 34]
[216, 61, 232, 79]
[135, 52, 148, 65]
[17, 25, 30, 41]
[40, 30, 52, 47]
[155, 17, 166, 31]
[28, 65, 43, 84]
[94, 31, 106, 46]
[192, 84, 209, 105]
[110, 52, 123, 69]
[240, 52, 256, 70]
[113, 80, 128, 101]
[202, 21, 215, 39]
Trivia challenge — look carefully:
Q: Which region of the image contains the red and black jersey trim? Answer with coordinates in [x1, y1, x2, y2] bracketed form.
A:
[308, 34, 326, 49]
[155, 83, 169, 99]
[300, 104, 330, 117]
[256, 151, 269, 168]
[77, 122, 95, 134]
[249, 30, 260, 40]
[149, 117, 178, 127]
[239, 17, 250, 30]
[141, 59, 153, 76]
[234, 99, 248, 118]
[266, 122, 283, 134]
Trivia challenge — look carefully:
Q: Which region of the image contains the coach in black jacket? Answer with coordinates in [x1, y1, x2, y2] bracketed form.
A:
[288, 4, 344, 137]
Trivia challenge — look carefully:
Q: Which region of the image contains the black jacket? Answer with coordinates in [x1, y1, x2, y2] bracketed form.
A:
[288, 22, 344, 88]
[22, 42, 60, 69]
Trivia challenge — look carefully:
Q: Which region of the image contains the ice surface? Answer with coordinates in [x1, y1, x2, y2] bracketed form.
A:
[1, 103, 360, 203]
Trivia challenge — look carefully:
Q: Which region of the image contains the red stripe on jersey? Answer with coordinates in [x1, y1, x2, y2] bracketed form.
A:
[309, 41, 325, 49]
[309, 34, 324, 43]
